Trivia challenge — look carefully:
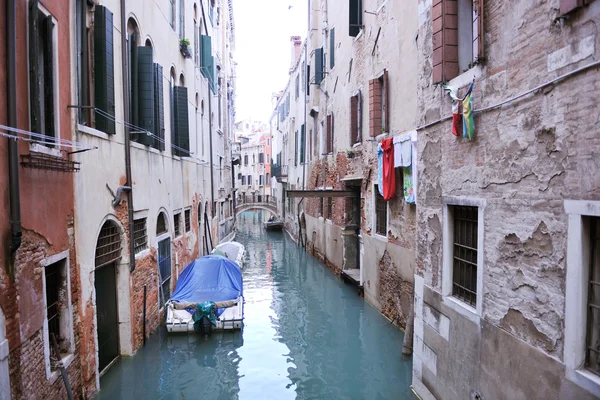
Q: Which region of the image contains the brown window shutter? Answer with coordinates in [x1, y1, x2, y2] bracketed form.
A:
[473, 0, 484, 63]
[369, 79, 382, 137]
[350, 95, 358, 144]
[560, 0, 583, 14]
[326, 114, 333, 153]
[432, 0, 459, 83]
[383, 69, 389, 133]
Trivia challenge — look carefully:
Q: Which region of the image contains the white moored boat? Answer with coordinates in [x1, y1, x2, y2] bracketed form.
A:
[211, 241, 245, 269]
[166, 254, 244, 333]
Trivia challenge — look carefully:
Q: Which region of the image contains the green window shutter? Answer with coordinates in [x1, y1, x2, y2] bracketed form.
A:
[349, 0, 362, 37]
[153, 63, 165, 151]
[306, 64, 310, 95]
[94, 5, 116, 134]
[137, 46, 154, 146]
[315, 48, 323, 85]
[130, 35, 139, 128]
[173, 86, 189, 156]
[42, 16, 55, 140]
[29, 0, 41, 134]
[330, 28, 335, 69]
[300, 124, 305, 163]
[200, 35, 212, 78]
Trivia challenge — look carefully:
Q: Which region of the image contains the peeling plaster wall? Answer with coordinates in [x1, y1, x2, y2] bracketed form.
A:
[414, 0, 600, 398]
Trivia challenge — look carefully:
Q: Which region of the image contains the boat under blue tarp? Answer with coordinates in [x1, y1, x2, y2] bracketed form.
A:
[169, 255, 243, 316]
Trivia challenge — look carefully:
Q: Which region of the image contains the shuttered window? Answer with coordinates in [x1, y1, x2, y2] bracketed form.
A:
[432, 0, 484, 84]
[172, 86, 190, 156]
[294, 131, 298, 166]
[136, 46, 155, 145]
[350, 90, 362, 145]
[306, 64, 311, 95]
[153, 64, 165, 150]
[349, 0, 363, 37]
[330, 28, 335, 69]
[369, 71, 388, 136]
[200, 35, 215, 92]
[326, 115, 333, 154]
[300, 124, 306, 163]
[29, 0, 57, 142]
[94, 6, 116, 134]
[315, 48, 324, 85]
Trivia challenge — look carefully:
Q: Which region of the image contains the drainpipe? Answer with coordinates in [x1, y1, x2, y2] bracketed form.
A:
[7, 0, 22, 269]
[120, 0, 136, 272]
[200, 3, 215, 219]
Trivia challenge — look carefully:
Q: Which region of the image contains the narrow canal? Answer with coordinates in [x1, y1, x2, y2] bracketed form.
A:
[97, 211, 413, 399]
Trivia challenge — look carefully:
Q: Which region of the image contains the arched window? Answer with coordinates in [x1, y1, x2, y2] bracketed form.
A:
[157, 212, 168, 235]
[95, 220, 122, 268]
[179, 73, 185, 87]
[244, 154, 248, 166]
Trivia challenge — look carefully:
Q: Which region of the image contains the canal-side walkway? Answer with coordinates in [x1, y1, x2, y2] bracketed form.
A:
[97, 211, 412, 399]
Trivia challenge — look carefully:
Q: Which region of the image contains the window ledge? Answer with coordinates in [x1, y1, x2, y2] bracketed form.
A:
[49, 353, 74, 384]
[447, 65, 483, 90]
[172, 155, 182, 161]
[30, 143, 62, 157]
[372, 233, 388, 243]
[567, 368, 600, 398]
[77, 124, 111, 141]
[442, 295, 480, 325]
[352, 142, 362, 148]
[135, 248, 151, 260]
[130, 141, 149, 151]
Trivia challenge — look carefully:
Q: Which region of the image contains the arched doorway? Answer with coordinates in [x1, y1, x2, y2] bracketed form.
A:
[94, 220, 122, 372]
[156, 212, 171, 305]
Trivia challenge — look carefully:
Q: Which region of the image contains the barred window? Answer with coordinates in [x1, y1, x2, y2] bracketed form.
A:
[174, 212, 181, 236]
[586, 217, 600, 376]
[45, 262, 61, 359]
[375, 185, 387, 236]
[184, 209, 191, 232]
[451, 205, 478, 307]
[133, 218, 148, 254]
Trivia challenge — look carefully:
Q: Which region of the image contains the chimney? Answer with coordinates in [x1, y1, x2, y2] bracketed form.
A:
[290, 36, 302, 72]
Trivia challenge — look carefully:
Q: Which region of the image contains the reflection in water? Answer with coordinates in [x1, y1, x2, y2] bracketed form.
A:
[98, 211, 412, 399]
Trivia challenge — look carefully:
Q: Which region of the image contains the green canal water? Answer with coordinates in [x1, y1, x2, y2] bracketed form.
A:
[97, 211, 413, 399]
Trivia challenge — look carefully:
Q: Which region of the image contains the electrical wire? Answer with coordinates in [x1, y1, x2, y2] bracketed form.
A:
[0, 123, 97, 150]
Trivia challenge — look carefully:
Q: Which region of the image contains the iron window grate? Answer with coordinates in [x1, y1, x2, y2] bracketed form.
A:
[586, 217, 600, 376]
[184, 209, 191, 232]
[45, 262, 60, 355]
[174, 212, 181, 237]
[133, 218, 148, 254]
[375, 185, 387, 236]
[95, 222, 122, 268]
[452, 205, 478, 307]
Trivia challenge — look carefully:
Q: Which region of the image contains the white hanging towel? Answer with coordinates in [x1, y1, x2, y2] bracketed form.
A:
[393, 132, 412, 168]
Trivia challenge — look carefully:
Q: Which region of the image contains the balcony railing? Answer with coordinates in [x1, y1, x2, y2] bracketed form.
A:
[272, 163, 288, 179]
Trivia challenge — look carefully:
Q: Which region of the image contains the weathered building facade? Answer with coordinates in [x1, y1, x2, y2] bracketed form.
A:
[0, 0, 237, 398]
[235, 128, 272, 203]
[271, 0, 419, 330]
[412, 0, 600, 399]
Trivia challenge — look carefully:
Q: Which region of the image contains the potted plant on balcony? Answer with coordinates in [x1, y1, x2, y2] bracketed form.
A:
[179, 38, 192, 59]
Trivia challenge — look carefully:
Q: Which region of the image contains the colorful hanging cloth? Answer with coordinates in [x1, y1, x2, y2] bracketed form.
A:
[452, 101, 462, 137]
[462, 82, 475, 140]
[377, 143, 384, 196]
[403, 166, 415, 204]
[381, 138, 396, 201]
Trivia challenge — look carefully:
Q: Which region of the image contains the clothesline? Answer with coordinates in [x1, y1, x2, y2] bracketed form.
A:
[0, 123, 97, 151]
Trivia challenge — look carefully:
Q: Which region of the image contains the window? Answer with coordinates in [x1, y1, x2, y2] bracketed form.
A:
[28, 3, 57, 143]
[319, 197, 324, 217]
[349, 0, 363, 37]
[41, 252, 74, 378]
[158, 237, 172, 304]
[294, 131, 298, 166]
[157, 212, 168, 235]
[169, 0, 176, 29]
[450, 205, 478, 307]
[326, 115, 334, 154]
[586, 217, 600, 377]
[306, 64, 311, 95]
[259, 153, 264, 164]
[242, 175, 246, 185]
[266, 173, 270, 182]
[133, 218, 148, 254]
[432, 0, 484, 83]
[177, 0, 185, 38]
[326, 197, 333, 220]
[330, 28, 335, 69]
[295, 74, 300, 99]
[253, 154, 256, 164]
[238, 173, 242, 180]
[172, 85, 190, 156]
[174, 212, 181, 236]
[374, 185, 387, 236]
[315, 47, 324, 85]
[369, 70, 388, 136]
[350, 90, 362, 145]
[259, 175, 263, 186]
[244, 154, 248, 165]
[248, 175, 252, 186]
[200, 35, 216, 91]
[184, 209, 191, 232]
[300, 124, 306, 163]
[194, 20, 199, 65]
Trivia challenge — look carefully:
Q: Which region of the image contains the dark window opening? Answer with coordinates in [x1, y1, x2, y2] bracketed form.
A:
[326, 197, 333, 220]
[350, 90, 362, 145]
[586, 217, 600, 376]
[184, 209, 191, 232]
[133, 218, 148, 254]
[174, 212, 181, 236]
[45, 262, 60, 365]
[451, 205, 478, 307]
[157, 212, 168, 235]
[375, 185, 387, 236]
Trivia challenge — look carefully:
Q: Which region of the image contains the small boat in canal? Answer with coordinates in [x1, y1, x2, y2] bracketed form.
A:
[264, 216, 284, 231]
[165, 255, 244, 334]
[211, 241, 245, 268]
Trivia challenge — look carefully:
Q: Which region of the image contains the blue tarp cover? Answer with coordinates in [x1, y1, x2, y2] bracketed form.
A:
[170, 255, 243, 310]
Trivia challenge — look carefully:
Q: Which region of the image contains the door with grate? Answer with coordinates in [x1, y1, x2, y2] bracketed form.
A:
[158, 238, 172, 305]
[95, 263, 119, 372]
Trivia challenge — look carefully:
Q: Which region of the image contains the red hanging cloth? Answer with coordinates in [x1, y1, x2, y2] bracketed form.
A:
[381, 138, 396, 201]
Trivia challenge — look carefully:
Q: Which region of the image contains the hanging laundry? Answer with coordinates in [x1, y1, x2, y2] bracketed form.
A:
[377, 143, 384, 196]
[452, 101, 462, 136]
[393, 137, 403, 168]
[410, 130, 418, 204]
[393, 132, 412, 168]
[381, 138, 396, 201]
[403, 166, 415, 204]
[462, 81, 475, 140]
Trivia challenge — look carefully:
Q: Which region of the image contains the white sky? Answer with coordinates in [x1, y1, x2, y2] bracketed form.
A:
[233, 0, 308, 124]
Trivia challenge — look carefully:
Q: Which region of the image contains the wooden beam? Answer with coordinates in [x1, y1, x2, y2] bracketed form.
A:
[286, 190, 359, 198]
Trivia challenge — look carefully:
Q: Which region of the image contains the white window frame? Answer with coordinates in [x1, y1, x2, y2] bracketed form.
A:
[564, 200, 600, 397]
[372, 183, 389, 242]
[40, 249, 74, 382]
[442, 196, 485, 323]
